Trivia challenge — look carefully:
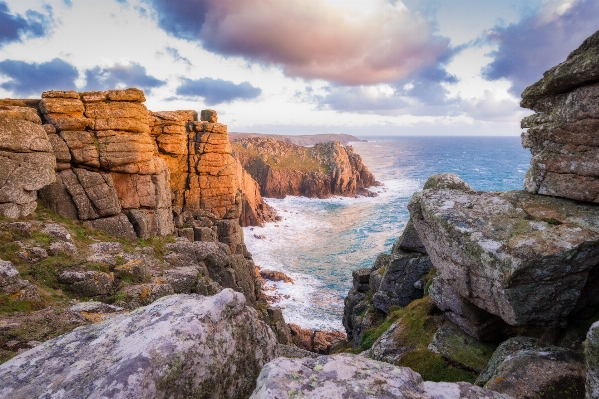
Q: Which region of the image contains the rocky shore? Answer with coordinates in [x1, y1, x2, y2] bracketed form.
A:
[0, 29, 598, 399]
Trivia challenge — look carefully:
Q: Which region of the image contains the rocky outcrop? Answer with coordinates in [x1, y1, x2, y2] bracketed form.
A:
[250, 354, 512, 399]
[149, 110, 275, 230]
[232, 137, 377, 199]
[409, 188, 599, 329]
[0, 259, 40, 301]
[521, 29, 599, 202]
[480, 337, 586, 399]
[37, 89, 174, 239]
[0, 105, 55, 218]
[0, 289, 278, 399]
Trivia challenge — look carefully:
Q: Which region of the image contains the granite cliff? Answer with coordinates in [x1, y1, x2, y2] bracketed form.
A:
[232, 137, 378, 199]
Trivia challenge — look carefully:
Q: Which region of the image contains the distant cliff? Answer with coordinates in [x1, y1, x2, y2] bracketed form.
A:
[229, 133, 364, 146]
[231, 137, 378, 199]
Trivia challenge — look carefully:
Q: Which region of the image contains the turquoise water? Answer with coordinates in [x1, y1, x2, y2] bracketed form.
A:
[244, 136, 531, 330]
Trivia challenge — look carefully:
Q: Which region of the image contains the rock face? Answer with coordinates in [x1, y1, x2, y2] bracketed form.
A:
[38, 89, 174, 239]
[287, 323, 346, 354]
[149, 110, 275, 230]
[0, 105, 55, 218]
[0, 259, 40, 301]
[0, 289, 278, 399]
[480, 337, 586, 399]
[521, 29, 599, 202]
[232, 137, 377, 199]
[409, 188, 599, 329]
[250, 354, 512, 399]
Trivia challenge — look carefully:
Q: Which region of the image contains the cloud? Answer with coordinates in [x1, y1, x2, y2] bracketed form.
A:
[166, 47, 192, 66]
[461, 90, 526, 122]
[84, 62, 166, 92]
[175, 77, 261, 105]
[0, 58, 78, 96]
[483, 0, 599, 96]
[316, 86, 409, 114]
[143, 0, 449, 85]
[0, 1, 51, 47]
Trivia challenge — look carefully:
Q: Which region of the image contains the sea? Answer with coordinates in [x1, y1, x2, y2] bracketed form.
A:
[243, 136, 532, 331]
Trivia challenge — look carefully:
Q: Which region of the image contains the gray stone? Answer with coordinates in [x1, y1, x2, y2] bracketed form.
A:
[0, 260, 27, 295]
[422, 172, 474, 192]
[113, 257, 151, 283]
[195, 276, 223, 296]
[47, 241, 78, 256]
[392, 219, 426, 254]
[352, 268, 371, 292]
[250, 354, 512, 399]
[372, 253, 433, 313]
[41, 223, 73, 242]
[162, 267, 199, 293]
[409, 189, 599, 327]
[276, 344, 319, 359]
[342, 288, 366, 340]
[264, 307, 292, 345]
[0, 290, 278, 399]
[476, 336, 541, 386]
[367, 321, 413, 365]
[178, 227, 194, 242]
[89, 241, 123, 255]
[484, 342, 585, 399]
[58, 270, 114, 297]
[194, 226, 218, 242]
[121, 283, 174, 308]
[38, 172, 79, 219]
[83, 214, 137, 241]
[586, 321, 599, 399]
[69, 301, 124, 313]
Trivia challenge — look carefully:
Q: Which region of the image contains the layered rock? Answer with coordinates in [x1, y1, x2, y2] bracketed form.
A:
[250, 354, 512, 399]
[149, 110, 275, 229]
[0, 105, 55, 218]
[38, 89, 174, 239]
[232, 137, 377, 199]
[409, 188, 599, 329]
[0, 289, 278, 399]
[521, 29, 599, 202]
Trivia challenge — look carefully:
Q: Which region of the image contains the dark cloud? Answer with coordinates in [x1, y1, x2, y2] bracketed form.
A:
[143, 0, 449, 85]
[175, 77, 261, 105]
[84, 62, 166, 92]
[0, 58, 78, 96]
[483, 0, 599, 96]
[0, 1, 51, 47]
[166, 47, 192, 66]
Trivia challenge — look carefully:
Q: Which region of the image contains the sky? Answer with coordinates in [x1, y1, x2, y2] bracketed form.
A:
[0, 0, 597, 136]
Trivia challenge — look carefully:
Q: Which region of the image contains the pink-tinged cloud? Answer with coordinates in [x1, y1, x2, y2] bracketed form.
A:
[146, 0, 449, 85]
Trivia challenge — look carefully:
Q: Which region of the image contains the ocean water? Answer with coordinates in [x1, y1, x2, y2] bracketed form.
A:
[243, 136, 532, 330]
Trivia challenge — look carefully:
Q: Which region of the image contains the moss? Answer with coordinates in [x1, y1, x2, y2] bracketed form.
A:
[543, 218, 562, 226]
[0, 294, 44, 315]
[399, 350, 476, 383]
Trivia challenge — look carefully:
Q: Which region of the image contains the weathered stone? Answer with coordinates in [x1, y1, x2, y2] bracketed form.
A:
[58, 270, 114, 297]
[60, 131, 100, 167]
[61, 168, 121, 219]
[372, 253, 433, 313]
[42, 90, 79, 99]
[162, 267, 199, 293]
[48, 241, 78, 256]
[484, 341, 585, 399]
[586, 321, 599, 399]
[521, 31, 599, 202]
[114, 258, 151, 283]
[121, 283, 174, 308]
[39, 97, 84, 114]
[178, 227, 194, 242]
[367, 321, 413, 365]
[428, 321, 497, 373]
[262, 307, 292, 345]
[195, 276, 223, 296]
[89, 242, 123, 255]
[0, 260, 27, 295]
[83, 214, 137, 241]
[409, 189, 599, 327]
[47, 133, 71, 164]
[69, 301, 124, 314]
[392, 219, 427, 254]
[429, 277, 506, 340]
[38, 173, 79, 219]
[250, 354, 512, 399]
[201, 109, 218, 123]
[41, 223, 73, 242]
[0, 105, 41, 124]
[342, 288, 366, 340]
[193, 226, 218, 242]
[476, 336, 541, 386]
[422, 172, 474, 192]
[0, 290, 278, 399]
[276, 344, 319, 359]
[352, 267, 371, 292]
[106, 88, 146, 102]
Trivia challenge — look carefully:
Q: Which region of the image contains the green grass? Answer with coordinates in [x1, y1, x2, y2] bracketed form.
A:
[0, 294, 44, 315]
[399, 350, 476, 383]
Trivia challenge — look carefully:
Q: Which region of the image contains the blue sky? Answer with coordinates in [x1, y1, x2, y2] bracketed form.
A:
[0, 0, 596, 136]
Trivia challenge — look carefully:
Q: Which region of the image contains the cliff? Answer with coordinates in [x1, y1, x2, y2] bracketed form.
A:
[232, 137, 378, 199]
[342, 30, 599, 399]
[229, 132, 363, 146]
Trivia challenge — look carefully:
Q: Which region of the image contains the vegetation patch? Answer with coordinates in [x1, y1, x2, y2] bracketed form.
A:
[399, 350, 476, 383]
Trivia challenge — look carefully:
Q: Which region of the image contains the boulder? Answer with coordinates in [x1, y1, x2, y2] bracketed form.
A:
[250, 354, 512, 399]
[0, 259, 40, 300]
[83, 214, 137, 241]
[409, 189, 599, 328]
[367, 321, 413, 365]
[483, 340, 586, 399]
[58, 270, 114, 297]
[288, 324, 346, 354]
[0, 290, 278, 399]
[520, 30, 599, 202]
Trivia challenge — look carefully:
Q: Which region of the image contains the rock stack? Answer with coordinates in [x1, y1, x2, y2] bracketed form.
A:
[38, 89, 173, 240]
